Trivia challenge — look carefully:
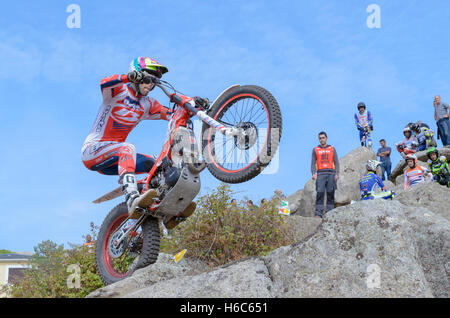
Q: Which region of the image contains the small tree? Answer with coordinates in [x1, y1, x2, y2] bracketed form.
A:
[2, 223, 104, 298]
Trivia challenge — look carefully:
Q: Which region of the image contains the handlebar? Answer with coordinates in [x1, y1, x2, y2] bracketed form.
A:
[149, 75, 241, 137]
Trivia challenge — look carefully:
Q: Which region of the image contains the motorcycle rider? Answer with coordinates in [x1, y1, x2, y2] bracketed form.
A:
[426, 147, 450, 187]
[354, 102, 373, 147]
[409, 122, 437, 151]
[359, 160, 395, 200]
[82, 56, 195, 223]
[404, 154, 430, 190]
[396, 127, 419, 159]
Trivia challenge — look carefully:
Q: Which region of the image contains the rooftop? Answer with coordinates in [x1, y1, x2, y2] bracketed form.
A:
[0, 253, 32, 261]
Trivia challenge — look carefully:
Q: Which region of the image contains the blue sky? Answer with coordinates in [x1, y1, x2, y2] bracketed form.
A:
[1, 0, 449, 252]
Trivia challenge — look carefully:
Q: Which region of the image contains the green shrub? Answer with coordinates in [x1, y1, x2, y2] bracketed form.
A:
[160, 183, 295, 267]
[2, 223, 104, 298]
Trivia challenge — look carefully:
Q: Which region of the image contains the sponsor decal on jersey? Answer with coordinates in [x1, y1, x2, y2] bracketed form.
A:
[88, 141, 116, 155]
[112, 120, 130, 131]
[111, 106, 143, 125]
[95, 105, 112, 133]
[123, 96, 141, 108]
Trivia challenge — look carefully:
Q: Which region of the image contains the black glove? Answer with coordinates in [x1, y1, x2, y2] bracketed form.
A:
[194, 96, 210, 110]
[127, 70, 144, 83]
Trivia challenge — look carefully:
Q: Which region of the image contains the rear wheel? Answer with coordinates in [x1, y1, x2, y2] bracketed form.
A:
[95, 202, 160, 285]
[201, 85, 282, 183]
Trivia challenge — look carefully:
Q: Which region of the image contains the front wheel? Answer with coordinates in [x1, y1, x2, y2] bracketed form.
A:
[201, 85, 282, 183]
[95, 202, 160, 285]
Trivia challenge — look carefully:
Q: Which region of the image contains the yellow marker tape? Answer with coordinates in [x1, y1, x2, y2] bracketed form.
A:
[170, 249, 187, 263]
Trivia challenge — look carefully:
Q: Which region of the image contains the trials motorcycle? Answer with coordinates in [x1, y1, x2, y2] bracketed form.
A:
[361, 125, 373, 148]
[92, 76, 282, 285]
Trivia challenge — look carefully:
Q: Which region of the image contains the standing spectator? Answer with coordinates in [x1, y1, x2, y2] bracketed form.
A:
[246, 200, 257, 210]
[83, 234, 95, 253]
[434, 95, 450, 146]
[274, 189, 286, 200]
[83, 234, 93, 246]
[377, 139, 392, 181]
[259, 198, 268, 210]
[311, 132, 340, 218]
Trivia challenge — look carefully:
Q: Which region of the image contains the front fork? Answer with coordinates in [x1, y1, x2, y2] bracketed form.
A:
[109, 214, 147, 258]
[196, 109, 247, 139]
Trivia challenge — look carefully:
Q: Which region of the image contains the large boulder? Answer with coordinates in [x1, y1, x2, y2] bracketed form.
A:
[383, 180, 395, 190]
[297, 147, 376, 216]
[264, 200, 449, 298]
[395, 181, 450, 221]
[87, 253, 209, 298]
[125, 258, 273, 298]
[285, 215, 322, 242]
[88, 200, 450, 298]
[286, 189, 303, 214]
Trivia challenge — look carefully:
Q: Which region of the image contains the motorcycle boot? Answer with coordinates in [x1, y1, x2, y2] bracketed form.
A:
[121, 173, 157, 219]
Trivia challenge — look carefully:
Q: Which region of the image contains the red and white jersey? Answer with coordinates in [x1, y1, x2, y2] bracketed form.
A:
[357, 111, 369, 127]
[404, 165, 428, 190]
[82, 74, 171, 150]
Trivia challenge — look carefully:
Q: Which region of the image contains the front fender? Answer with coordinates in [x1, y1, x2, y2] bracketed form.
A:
[210, 84, 240, 110]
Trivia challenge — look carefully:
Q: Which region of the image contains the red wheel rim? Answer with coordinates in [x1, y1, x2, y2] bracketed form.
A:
[102, 213, 132, 279]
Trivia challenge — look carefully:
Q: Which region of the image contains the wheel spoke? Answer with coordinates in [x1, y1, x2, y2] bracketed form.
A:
[211, 95, 272, 172]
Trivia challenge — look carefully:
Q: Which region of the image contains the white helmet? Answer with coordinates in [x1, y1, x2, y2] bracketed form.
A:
[366, 159, 381, 172]
[405, 153, 417, 163]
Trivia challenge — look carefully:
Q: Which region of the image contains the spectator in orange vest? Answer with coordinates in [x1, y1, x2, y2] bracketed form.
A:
[311, 131, 340, 218]
[83, 234, 95, 247]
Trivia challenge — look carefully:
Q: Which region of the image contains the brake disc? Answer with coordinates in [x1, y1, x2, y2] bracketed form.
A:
[108, 230, 126, 259]
[234, 122, 258, 150]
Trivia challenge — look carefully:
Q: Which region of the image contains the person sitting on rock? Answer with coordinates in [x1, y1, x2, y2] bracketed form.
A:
[404, 154, 431, 190]
[426, 147, 450, 187]
[409, 122, 437, 151]
[359, 160, 395, 200]
[396, 127, 419, 159]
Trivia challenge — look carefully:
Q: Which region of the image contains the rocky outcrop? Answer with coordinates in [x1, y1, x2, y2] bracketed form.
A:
[297, 147, 376, 216]
[396, 182, 450, 221]
[266, 200, 449, 298]
[87, 253, 209, 298]
[125, 258, 273, 298]
[383, 180, 395, 190]
[286, 189, 303, 215]
[88, 200, 449, 298]
[285, 215, 322, 242]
